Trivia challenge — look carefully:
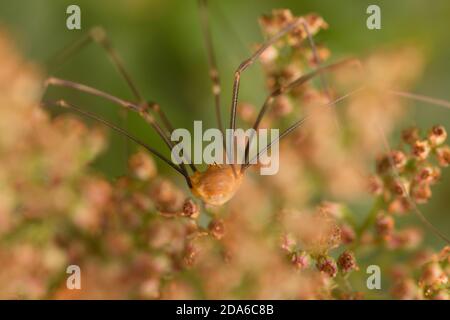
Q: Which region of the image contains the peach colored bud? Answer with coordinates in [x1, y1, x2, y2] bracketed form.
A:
[208, 219, 225, 240]
[367, 175, 383, 195]
[316, 256, 337, 278]
[139, 278, 160, 299]
[291, 251, 310, 269]
[428, 125, 447, 146]
[237, 102, 256, 122]
[388, 197, 411, 214]
[402, 127, 419, 145]
[259, 45, 278, 65]
[395, 228, 423, 250]
[436, 145, 450, 167]
[390, 150, 407, 169]
[410, 249, 434, 268]
[182, 199, 199, 219]
[391, 278, 419, 300]
[420, 262, 448, 287]
[281, 234, 297, 253]
[316, 255, 337, 278]
[272, 95, 293, 117]
[129, 151, 156, 180]
[376, 214, 395, 237]
[416, 166, 440, 184]
[340, 224, 356, 244]
[337, 251, 358, 273]
[318, 201, 344, 219]
[391, 179, 409, 197]
[412, 140, 430, 160]
[412, 183, 432, 204]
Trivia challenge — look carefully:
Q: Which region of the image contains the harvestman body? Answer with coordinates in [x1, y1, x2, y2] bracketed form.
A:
[41, 1, 450, 244]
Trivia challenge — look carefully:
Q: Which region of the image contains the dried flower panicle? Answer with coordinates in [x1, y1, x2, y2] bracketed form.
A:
[0, 7, 449, 300]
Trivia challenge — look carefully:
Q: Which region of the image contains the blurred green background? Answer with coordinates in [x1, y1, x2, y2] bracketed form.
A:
[0, 0, 449, 250]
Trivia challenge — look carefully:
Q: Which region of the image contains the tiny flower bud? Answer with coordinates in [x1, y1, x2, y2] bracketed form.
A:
[237, 102, 256, 122]
[412, 140, 430, 160]
[318, 201, 344, 219]
[402, 127, 419, 145]
[367, 175, 383, 195]
[281, 234, 297, 252]
[208, 219, 225, 240]
[337, 250, 358, 274]
[396, 228, 423, 249]
[182, 199, 200, 219]
[428, 125, 447, 146]
[259, 45, 278, 65]
[416, 166, 440, 184]
[391, 278, 419, 300]
[316, 255, 337, 278]
[291, 251, 310, 269]
[376, 213, 395, 237]
[340, 223, 356, 244]
[388, 197, 411, 214]
[272, 95, 293, 117]
[420, 262, 448, 287]
[436, 145, 450, 167]
[391, 179, 409, 197]
[412, 183, 432, 204]
[390, 150, 407, 169]
[129, 150, 157, 180]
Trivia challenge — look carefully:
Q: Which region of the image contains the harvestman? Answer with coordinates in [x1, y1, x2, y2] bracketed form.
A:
[42, 1, 354, 204]
[41, 1, 450, 244]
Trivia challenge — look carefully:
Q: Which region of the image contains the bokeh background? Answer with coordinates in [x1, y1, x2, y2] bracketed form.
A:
[0, 0, 449, 284]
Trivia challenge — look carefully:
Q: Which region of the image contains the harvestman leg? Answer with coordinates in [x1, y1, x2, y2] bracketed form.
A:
[48, 26, 175, 169]
[242, 88, 363, 171]
[44, 27, 197, 173]
[44, 77, 193, 178]
[228, 17, 341, 168]
[198, 0, 224, 139]
[48, 26, 174, 133]
[241, 58, 361, 168]
[41, 99, 193, 187]
[228, 17, 329, 133]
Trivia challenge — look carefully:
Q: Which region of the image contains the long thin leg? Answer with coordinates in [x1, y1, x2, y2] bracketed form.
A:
[48, 27, 142, 101]
[242, 88, 362, 171]
[241, 58, 360, 169]
[226, 17, 307, 171]
[198, 0, 224, 139]
[47, 27, 177, 140]
[302, 21, 333, 103]
[229, 18, 306, 134]
[42, 100, 192, 188]
[44, 77, 194, 175]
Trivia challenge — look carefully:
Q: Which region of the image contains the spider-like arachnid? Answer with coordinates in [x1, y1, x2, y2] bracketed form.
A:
[41, 0, 450, 217]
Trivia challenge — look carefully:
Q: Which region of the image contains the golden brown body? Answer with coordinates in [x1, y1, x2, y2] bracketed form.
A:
[190, 165, 243, 206]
